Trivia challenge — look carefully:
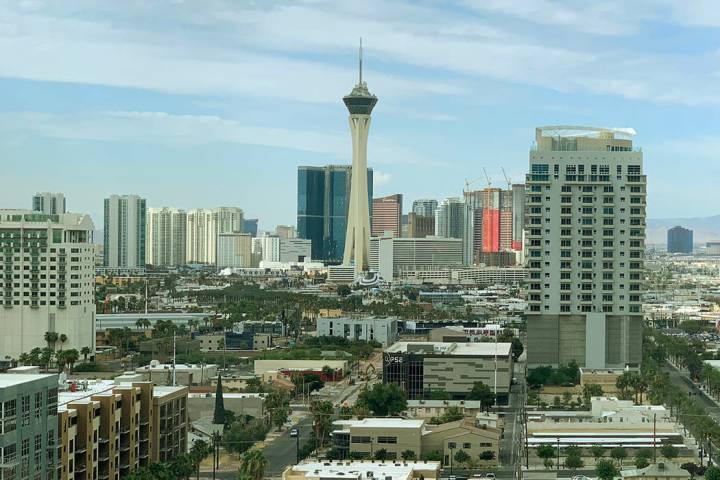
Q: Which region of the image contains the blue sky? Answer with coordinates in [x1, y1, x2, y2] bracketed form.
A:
[2, 0, 720, 230]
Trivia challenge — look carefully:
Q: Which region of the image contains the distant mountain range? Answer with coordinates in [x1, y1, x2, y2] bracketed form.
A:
[647, 215, 720, 245]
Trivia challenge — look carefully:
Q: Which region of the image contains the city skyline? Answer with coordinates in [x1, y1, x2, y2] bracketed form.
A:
[1, 2, 720, 228]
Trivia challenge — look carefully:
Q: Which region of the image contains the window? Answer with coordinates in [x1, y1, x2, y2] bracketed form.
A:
[351, 436, 371, 444]
[463, 443, 471, 449]
[377, 436, 398, 444]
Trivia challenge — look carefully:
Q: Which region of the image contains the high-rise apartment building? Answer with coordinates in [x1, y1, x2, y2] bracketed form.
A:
[186, 207, 244, 265]
[103, 195, 146, 268]
[407, 212, 435, 238]
[32, 192, 66, 215]
[216, 233, 253, 269]
[412, 199, 438, 218]
[370, 236, 463, 281]
[0, 374, 59, 480]
[257, 234, 312, 263]
[525, 126, 646, 369]
[146, 208, 187, 267]
[297, 165, 373, 262]
[435, 198, 465, 239]
[371, 194, 402, 238]
[511, 184, 526, 250]
[667, 226, 693, 254]
[0, 210, 96, 358]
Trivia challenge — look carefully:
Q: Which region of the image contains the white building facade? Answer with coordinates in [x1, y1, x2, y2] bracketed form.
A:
[370, 236, 463, 281]
[217, 233, 253, 268]
[0, 210, 96, 358]
[146, 207, 187, 267]
[525, 126, 646, 368]
[103, 194, 146, 268]
[186, 207, 244, 264]
[316, 316, 398, 346]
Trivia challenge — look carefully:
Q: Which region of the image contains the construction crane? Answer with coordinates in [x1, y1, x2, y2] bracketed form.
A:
[501, 167, 512, 189]
[464, 177, 483, 193]
[483, 167, 492, 188]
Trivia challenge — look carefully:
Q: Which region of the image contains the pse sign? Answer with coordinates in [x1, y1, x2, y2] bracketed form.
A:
[384, 354, 404, 364]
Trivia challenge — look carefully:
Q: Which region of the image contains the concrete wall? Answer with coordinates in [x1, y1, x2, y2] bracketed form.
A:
[188, 394, 265, 421]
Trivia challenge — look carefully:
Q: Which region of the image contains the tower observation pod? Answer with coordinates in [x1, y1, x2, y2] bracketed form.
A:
[342, 39, 377, 275]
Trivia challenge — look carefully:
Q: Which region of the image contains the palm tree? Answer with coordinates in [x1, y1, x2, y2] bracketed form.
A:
[64, 349, 79, 373]
[58, 334, 68, 351]
[189, 440, 210, 480]
[80, 346, 91, 361]
[39, 348, 54, 372]
[44, 331, 59, 351]
[18, 352, 30, 366]
[238, 449, 267, 480]
[55, 350, 67, 372]
[136, 318, 144, 331]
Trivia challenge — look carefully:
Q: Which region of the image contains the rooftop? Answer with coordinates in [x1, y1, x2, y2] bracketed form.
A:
[59, 380, 116, 405]
[385, 341, 512, 356]
[334, 418, 425, 430]
[0, 373, 56, 388]
[287, 460, 441, 480]
[153, 385, 187, 398]
[537, 125, 636, 138]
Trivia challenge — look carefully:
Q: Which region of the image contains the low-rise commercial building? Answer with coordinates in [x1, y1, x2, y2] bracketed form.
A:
[316, 316, 398, 346]
[135, 361, 218, 386]
[331, 418, 500, 466]
[282, 460, 441, 480]
[405, 399, 484, 420]
[383, 342, 513, 402]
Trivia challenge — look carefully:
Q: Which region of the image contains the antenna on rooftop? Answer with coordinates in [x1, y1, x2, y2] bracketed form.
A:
[359, 37, 363, 85]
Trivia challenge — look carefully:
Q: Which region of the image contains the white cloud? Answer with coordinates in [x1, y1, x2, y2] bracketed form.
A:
[0, 110, 441, 166]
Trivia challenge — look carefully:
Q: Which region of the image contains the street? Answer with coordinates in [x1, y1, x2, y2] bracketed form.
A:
[263, 416, 314, 476]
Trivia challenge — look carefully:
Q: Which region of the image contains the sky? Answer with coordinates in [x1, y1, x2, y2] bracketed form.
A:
[2, 0, 720, 231]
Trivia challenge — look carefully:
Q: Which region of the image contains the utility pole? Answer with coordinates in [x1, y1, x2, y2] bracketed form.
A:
[172, 332, 177, 387]
[653, 413, 657, 463]
[494, 332, 498, 405]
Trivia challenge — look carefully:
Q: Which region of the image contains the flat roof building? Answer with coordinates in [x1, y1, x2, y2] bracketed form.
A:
[282, 460, 441, 480]
[316, 316, 398, 346]
[383, 342, 513, 402]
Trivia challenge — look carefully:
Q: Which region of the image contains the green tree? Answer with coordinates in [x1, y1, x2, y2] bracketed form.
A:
[337, 285, 351, 296]
[374, 449, 388, 461]
[479, 450, 496, 461]
[64, 349, 79, 373]
[310, 400, 334, 449]
[267, 390, 290, 431]
[44, 331, 59, 351]
[356, 383, 407, 416]
[610, 446, 627, 467]
[238, 449, 267, 480]
[596, 459, 619, 480]
[582, 384, 604, 404]
[536, 444, 555, 467]
[401, 450, 417, 460]
[170, 453, 195, 480]
[454, 449, 470, 467]
[660, 441, 679, 460]
[244, 377, 264, 393]
[590, 444, 605, 461]
[467, 381, 495, 409]
[80, 346, 91, 361]
[707, 466, 720, 480]
[58, 333, 68, 350]
[435, 406, 463, 424]
[635, 456, 649, 469]
[190, 440, 210, 480]
[421, 450, 443, 461]
[213, 375, 226, 425]
[564, 454, 584, 471]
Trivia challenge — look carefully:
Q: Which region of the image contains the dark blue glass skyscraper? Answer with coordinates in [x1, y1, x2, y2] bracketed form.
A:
[667, 226, 693, 254]
[297, 165, 373, 262]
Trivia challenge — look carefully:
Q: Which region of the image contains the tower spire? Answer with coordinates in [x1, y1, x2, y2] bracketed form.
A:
[359, 37, 363, 85]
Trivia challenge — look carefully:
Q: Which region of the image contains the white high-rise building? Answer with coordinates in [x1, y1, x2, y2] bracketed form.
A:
[258, 234, 311, 263]
[525, 126, 646, 369]
[186, 207, 244, 264]
[342, 42, 377, 276]
[32, 192, 66, 215]
[435, 197, 465, 239]
[217, 233, 252, 268]
[146, 207, 187, 267]
[0, 210, 95, 357]
[103, 195, 146, 268]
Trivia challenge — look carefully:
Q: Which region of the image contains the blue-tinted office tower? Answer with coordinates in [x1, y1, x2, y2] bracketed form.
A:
[667, 226, 693, 254]
[297, 165, 373, 262]
[243, 218, 258, 237]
